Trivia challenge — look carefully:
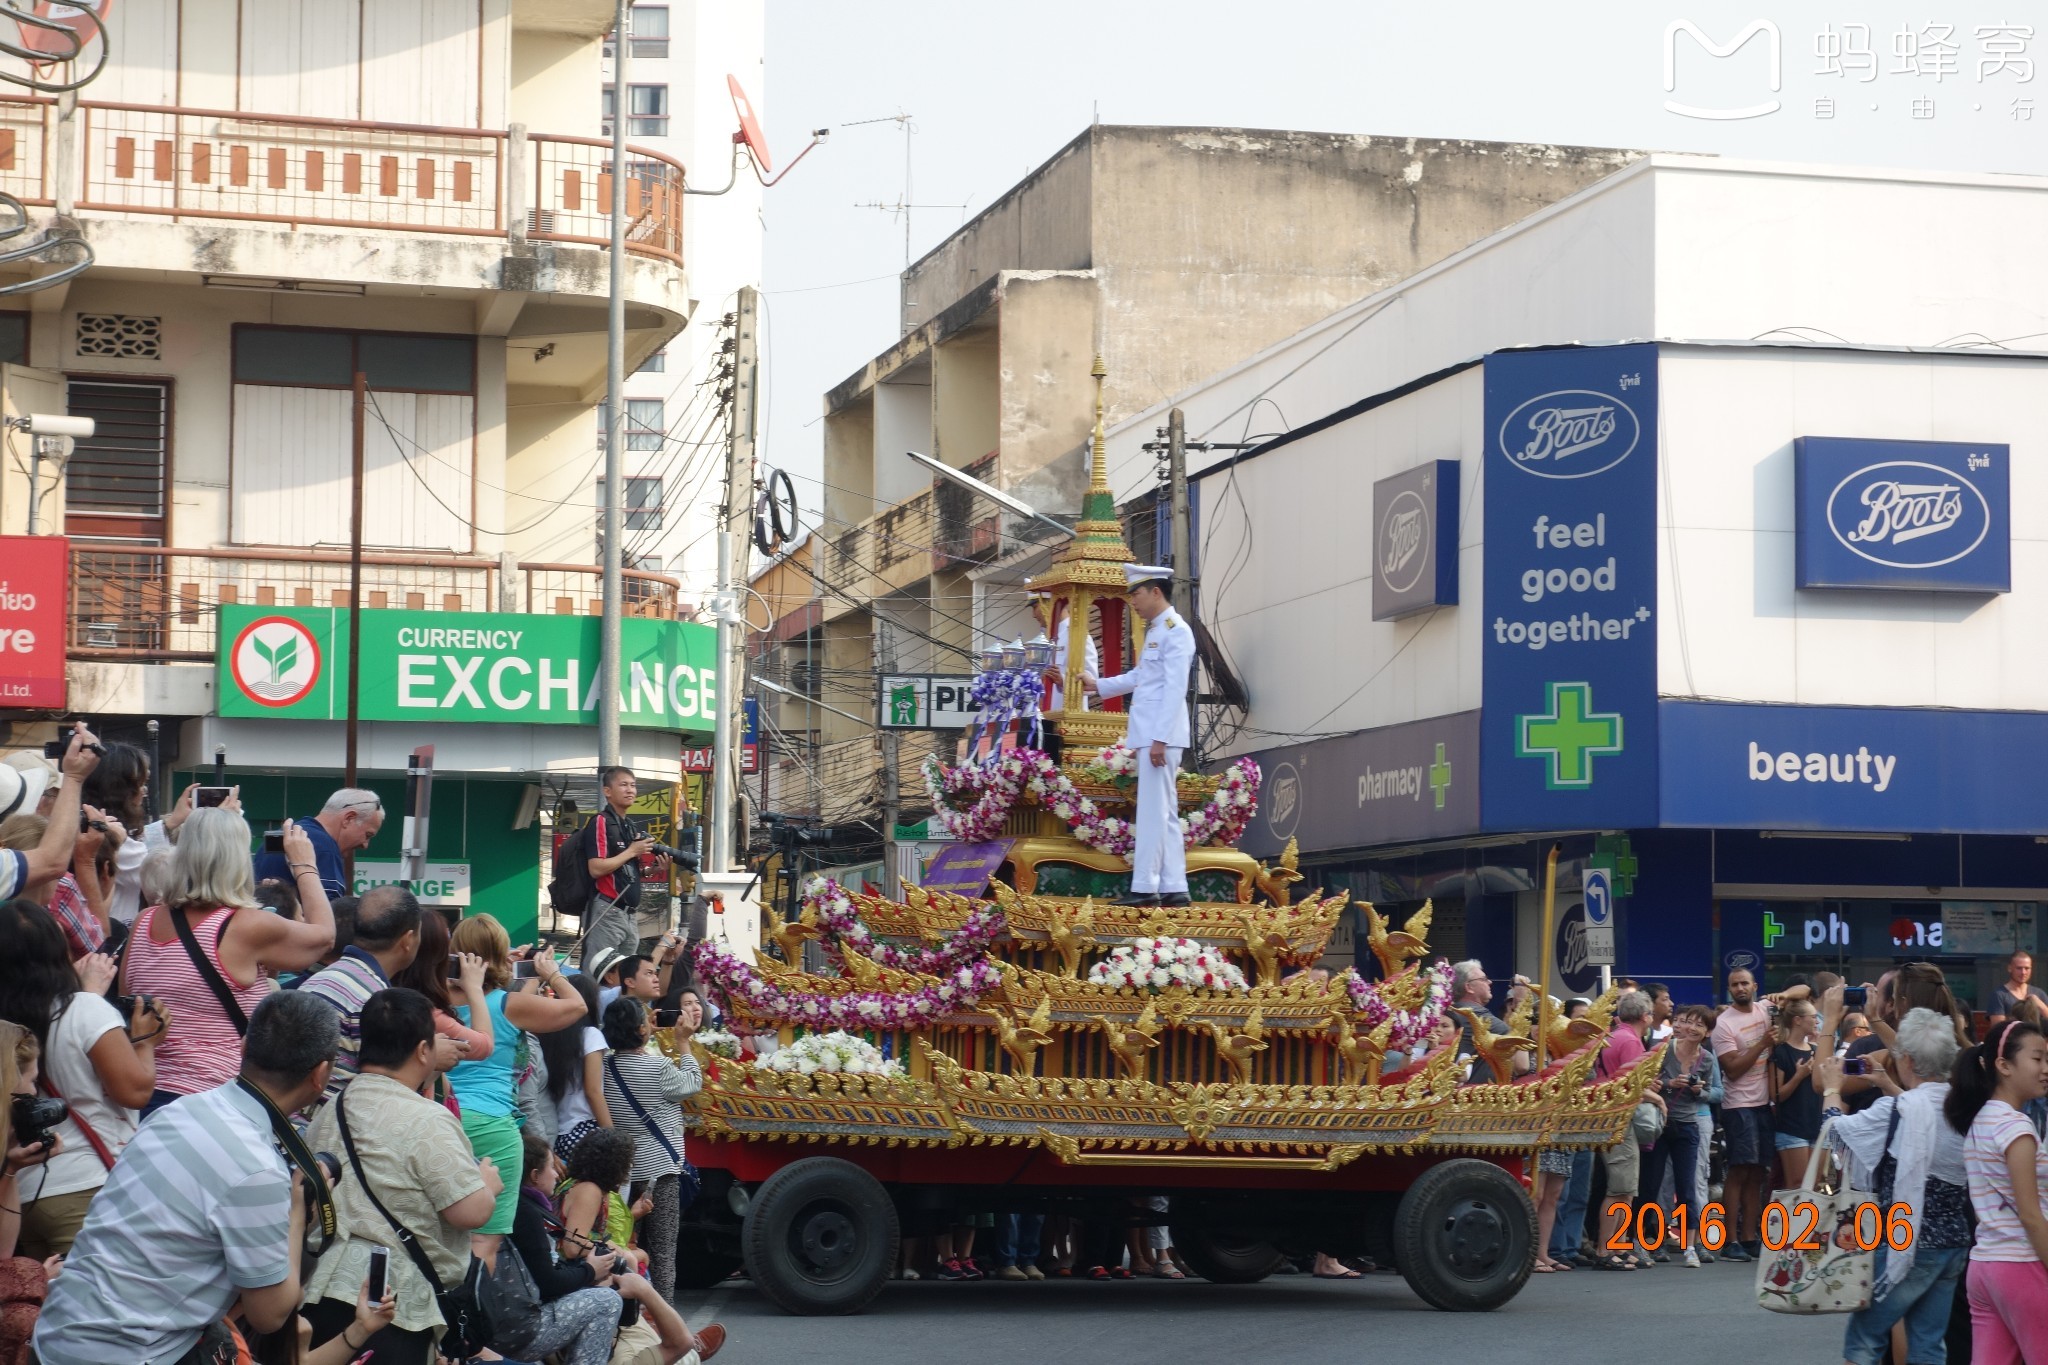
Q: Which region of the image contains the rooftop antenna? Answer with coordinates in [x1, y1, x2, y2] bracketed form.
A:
[687, 75, 829, 197]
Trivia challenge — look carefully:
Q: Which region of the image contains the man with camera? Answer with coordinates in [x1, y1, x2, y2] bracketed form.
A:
[252, 788, 385, 899]
[33, 990, 341, 1365]
[0, 725, 102, 906]
[301, 988, 496, 1363]
[581, 767, 668, 969]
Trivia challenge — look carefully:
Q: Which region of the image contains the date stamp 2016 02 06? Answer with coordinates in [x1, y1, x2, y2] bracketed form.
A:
[1601, 1199, 1914, 1253]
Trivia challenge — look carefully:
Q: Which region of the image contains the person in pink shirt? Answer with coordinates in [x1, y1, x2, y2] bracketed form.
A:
[1945, 1017, 2048, 1361]
[1710, 968, 1778, 1262]
[1592, 991, 1662, 1270]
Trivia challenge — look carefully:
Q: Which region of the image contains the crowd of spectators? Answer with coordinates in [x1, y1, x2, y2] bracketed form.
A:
[0, 732, 724, 1365]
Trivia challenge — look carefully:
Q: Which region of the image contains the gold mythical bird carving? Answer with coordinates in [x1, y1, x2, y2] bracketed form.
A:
[1047, 898, 1097, 979]
[1253, 836, 1305, 907]
[1538, 987, 1618, 1063]
[763, 901, 819, 967]
[1239, 911, 1293, 989]
[1331, 1016, 1393, 1087]
[1206, 1007, 1271, 1085]
[1095, 1000, 1164, 1080]
[1362, 900, 1434, 977]
[995, 997, 1056, 1076]
[1452, 1005, 1537, 1083]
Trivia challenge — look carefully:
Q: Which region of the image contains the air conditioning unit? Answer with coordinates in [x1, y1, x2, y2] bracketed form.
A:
[84, 622, 121, 648]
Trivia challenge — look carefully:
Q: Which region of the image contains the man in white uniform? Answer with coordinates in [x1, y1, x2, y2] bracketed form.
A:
[1085, 565, 1196, 907]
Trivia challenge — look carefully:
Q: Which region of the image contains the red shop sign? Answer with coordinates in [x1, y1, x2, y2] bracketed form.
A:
[0, 535, 67, 710]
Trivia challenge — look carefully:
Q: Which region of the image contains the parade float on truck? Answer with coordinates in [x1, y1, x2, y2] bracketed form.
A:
[676, 361, 1664, 1316]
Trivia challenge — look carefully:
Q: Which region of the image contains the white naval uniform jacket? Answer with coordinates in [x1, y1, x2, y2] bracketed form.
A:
[1095, 607, 1195, 748]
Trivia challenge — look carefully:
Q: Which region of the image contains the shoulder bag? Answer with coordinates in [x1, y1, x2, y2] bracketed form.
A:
[334, 1090, 537, 1356]
[168, 906, 249, 1037]
[1755, 1116, 1875, 1314]
[606, 1053, 701, 1210]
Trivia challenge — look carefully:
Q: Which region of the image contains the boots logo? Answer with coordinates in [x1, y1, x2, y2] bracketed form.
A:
[1377, 491, 1430, 593]
[1828, 461, 1991, 569]
[1498, 389, 1640, 479]
[1265, 761, 1301, 840]
[228, 616, 322, 708]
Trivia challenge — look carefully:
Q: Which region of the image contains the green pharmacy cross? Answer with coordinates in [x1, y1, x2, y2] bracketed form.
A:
[1592, 832, 1639, 897]
[1762, 911, 1786, 949]
[1428, 742, 1452, 811]
[1516, 681, 1623, 790]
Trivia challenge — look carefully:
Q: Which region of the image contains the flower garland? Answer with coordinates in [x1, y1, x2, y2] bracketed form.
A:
[923, 748, 1262, 856]
[760, 1030, 904, 1077]
[1345, 959, 1457, 1053]
[804, 875, 1008, 974]
[692, 1028, 743, 1061]
[1087, 937, 1249, 993]
[692, 940, 1005, 1031]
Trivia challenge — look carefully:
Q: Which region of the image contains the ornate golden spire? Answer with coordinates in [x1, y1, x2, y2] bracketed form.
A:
[1088, 352, 1111, 498]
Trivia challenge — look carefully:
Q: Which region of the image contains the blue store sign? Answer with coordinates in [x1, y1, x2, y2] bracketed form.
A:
[1794, 437, 2010, 592]
[1482, 344, 1660, 830]
[1661, 700, 2048, 834]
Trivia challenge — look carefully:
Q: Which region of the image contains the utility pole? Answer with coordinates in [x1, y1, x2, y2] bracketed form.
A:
[709, 286, 759, 874]
[597, 0, 631, 770]
[879, 730, 900, 896]
[345, 370, 367, 786]
[1166, 406, 1197, 764]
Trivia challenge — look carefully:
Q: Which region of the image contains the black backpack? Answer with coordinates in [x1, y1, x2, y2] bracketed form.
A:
[547, 822, 594, 919]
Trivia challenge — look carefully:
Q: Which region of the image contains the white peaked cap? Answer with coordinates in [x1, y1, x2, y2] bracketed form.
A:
[1122, 564, 1173, 587]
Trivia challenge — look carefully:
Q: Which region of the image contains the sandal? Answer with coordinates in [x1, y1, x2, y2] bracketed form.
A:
[1312, 1269, 1364, 1279]
[1532, 1261, 1556, 1273]
[1592, 1254, 1636, 1271]
[1087, 1266, 1111, 1281]
[1152, 1264, 1186, 1279]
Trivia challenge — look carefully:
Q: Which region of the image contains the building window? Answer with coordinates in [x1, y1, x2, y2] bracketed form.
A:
[626, 84, 667, 136]
[0, 313, 28, 365]
[636, 348, 665, 375]
[626, 398, 664, 451]
[597, 476, 664, 532]
[629, 5, 668, 59]
[231, 326, 475, 395]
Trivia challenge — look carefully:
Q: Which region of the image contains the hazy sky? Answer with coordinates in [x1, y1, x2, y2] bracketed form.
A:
[757, 1, 2048, 517]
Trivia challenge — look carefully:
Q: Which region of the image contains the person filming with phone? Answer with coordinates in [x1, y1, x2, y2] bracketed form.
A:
[252, 789, 385, 900]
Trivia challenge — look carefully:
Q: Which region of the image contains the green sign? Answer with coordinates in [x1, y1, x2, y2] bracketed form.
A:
[218, 606, 717, 733]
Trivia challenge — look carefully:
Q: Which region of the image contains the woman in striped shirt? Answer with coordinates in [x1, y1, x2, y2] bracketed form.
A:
[119, 808, 335, 1110]
[1945, 1017, 2048, 1362]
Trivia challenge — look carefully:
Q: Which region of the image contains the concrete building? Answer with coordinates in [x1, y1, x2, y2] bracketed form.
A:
[1097, 154, 2048, 1011]
[0, 0, 721, 940]
[597, 0, 763, 602]
[812, 125, 1641, 828]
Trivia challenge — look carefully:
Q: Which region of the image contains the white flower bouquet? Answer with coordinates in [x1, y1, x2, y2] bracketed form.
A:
[692, 1028, 743, 1061]
[1087, 937, 1249, 993]
[760, 1030, 904, 1077]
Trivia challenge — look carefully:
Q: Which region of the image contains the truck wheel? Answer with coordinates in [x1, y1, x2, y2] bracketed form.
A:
[742, 1158, 899, 1315]
[1393, 1160, 1534, 1311]
[1170, 1225, 1286, 1284]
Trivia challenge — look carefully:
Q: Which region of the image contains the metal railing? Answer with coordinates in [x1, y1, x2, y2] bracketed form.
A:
[68, 546, 681, 661]
[0, 96, 685, 265]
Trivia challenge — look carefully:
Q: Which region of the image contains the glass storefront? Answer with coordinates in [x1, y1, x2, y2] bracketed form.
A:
[1735, 897, 2041, 1015]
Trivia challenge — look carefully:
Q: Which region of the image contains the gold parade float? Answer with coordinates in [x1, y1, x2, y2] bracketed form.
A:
[680, 361, 1662, 1316]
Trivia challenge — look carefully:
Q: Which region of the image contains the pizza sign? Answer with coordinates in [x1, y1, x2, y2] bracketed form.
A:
[228, 615, 322, 708]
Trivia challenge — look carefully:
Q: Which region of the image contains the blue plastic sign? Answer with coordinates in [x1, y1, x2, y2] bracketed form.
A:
[1660, 699, 2048, 834]
[1482, 345, 1661, 830]
[1794, 437, 2010, 592]
[1582, 866, 1615, 964]
[1371, 460, 1459, 620]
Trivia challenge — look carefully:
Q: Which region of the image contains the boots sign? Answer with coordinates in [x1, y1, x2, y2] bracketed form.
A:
[1794, 437, 2010, 592]
[0, 535, 66, 709]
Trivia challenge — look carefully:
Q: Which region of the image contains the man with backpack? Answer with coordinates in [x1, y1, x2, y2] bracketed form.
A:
[560, 767, 662, 969]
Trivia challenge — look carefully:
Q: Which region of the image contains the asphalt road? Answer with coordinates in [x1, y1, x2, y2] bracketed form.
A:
[676, 1256, 1848, 1364]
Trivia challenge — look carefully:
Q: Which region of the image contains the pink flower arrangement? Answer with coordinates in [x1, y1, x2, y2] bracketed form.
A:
[1345, 960, 1457, 1053]
[1087, 937, 1249, 993]
[805, 876, 1008, 974]
[691, 940, 1006, 1031]
[924, 748, 1262, 856]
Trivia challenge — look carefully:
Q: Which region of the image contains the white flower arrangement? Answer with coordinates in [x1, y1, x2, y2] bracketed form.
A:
[692, 1028, 743, 1061]
[759, 1030, 904, 1077]
[1087, 937, 1249, 994]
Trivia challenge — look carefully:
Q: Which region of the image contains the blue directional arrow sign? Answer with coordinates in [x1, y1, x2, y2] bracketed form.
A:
[1582, 866, 1616, 965]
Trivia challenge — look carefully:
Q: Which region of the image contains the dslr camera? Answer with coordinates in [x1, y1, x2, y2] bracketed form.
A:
[111, 993, 165, 1026]
[11, 1093, 67, 1152]
[629, 821, 699, 870]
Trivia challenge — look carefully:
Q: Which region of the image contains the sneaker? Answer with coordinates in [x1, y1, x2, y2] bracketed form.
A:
[1682, 1247, 1700, 1268]
[936, 1259, 970, 1281]
[1719, 1243, 1752, 1263]
[1742, 1241, 1763, 1261]
[1698, 1248, 1716, 1264]
[1023, 1265, 1046, 1281]
[996, 1266, 1027, 1282]
[900, 1267, 921, 1280]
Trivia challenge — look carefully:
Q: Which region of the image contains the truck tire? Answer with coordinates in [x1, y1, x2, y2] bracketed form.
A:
[741, 1158, 899, 1315]
[1393, 1159, 1534, 1312]
[1170, 1225, 1286, 1284]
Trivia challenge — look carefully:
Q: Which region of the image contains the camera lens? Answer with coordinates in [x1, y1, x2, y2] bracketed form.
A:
[314, 1152, 341, 1184]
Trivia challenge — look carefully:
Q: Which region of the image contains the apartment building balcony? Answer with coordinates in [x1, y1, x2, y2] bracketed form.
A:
[66, 543, 681, 663]
[818, 453, 1009, 622]
[0, 96, 688, 383]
